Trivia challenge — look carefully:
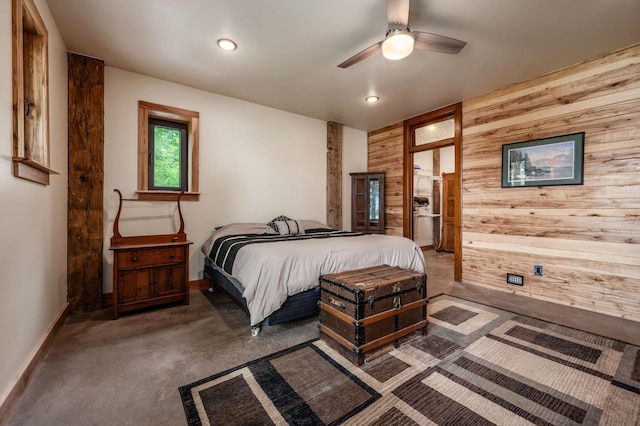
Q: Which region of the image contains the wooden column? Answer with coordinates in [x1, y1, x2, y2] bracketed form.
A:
[326, 121, 342, 229]
[67, 53, 104, 313]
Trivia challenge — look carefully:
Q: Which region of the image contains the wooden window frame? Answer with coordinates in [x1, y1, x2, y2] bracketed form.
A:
[138, 101, 199, 201]
[12, 0, 58, 185]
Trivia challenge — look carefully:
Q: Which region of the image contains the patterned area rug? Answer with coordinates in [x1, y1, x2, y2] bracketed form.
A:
[179, 295, 640, 425]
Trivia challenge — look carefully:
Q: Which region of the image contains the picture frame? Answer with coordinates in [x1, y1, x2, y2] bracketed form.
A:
[501, 132, 584, 187]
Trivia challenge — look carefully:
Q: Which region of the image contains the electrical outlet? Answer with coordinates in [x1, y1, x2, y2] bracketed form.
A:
[506, 273, 524, 286]
[534, 265, 543, 276]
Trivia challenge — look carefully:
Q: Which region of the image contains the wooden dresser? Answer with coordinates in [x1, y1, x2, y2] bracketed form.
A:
[109, 190, 192, 319]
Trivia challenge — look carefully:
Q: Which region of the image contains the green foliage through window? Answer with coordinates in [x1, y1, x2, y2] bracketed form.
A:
[148, 118, 188, 191]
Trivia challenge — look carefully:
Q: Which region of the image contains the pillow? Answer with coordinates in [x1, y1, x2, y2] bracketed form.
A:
[201, 223, 276, 256]
[274, 220, 305, 235]
[214, 222, 276, 236]
[299, 219, 332, 230]
[267, 215, 291, 231]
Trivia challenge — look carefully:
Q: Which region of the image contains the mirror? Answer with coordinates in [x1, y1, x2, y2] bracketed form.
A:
[369, 177, 380, 226]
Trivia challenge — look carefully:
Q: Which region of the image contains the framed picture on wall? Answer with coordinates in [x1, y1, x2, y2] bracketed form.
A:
[501, 132, 585, 187]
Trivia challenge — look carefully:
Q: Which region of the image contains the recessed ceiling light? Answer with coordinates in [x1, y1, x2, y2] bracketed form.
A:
[217, 38, 237, 51]
[365, 96, 379, 103]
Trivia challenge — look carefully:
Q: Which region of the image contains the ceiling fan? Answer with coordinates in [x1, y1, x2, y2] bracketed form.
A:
[338, 0, 467, 68]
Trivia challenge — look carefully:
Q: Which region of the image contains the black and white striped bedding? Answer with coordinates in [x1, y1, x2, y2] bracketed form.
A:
[208, 228, 362, 275]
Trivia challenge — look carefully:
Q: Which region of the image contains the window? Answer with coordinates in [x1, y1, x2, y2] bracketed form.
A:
[138, 101, 199, 201]
[148, 118, 188, 191]
[12, 0, 59, 185]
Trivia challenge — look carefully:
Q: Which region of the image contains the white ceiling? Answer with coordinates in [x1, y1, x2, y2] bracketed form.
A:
[46, 0, 640, 131]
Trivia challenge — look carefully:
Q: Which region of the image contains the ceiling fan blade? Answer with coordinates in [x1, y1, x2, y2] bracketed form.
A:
[413, 31, 467, 54]
[337, 41, 383, 68]
[387, 0, 410, 26]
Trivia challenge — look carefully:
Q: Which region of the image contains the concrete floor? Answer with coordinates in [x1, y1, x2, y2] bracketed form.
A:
[6, 250, 639, 425]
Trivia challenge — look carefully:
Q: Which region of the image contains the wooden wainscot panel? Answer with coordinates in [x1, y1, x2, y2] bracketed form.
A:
[463, 246, 640, 321]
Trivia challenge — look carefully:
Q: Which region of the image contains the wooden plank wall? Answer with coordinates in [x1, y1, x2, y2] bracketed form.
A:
[368, 123, 404, 236]
[462, 44, 640, 322]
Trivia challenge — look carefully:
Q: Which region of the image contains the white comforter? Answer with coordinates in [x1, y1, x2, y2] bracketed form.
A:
[203, 223, 425, 326]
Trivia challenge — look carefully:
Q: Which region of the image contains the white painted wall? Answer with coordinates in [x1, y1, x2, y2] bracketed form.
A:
[103, 68, 367, 291]
[0, 0, 68, 409]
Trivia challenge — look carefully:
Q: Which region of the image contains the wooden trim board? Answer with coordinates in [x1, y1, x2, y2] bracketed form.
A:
[0, 302, 70, 424]
[189, 279, 210, 291]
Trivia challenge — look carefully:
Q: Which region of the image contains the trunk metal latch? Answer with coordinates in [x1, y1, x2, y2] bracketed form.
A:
[393, 296, 402, 310]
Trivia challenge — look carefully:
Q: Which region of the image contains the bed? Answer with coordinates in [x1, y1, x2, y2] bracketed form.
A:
[201, 218, 426, 335]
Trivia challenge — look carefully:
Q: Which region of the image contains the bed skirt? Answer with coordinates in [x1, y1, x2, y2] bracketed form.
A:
[203, 258, 320, 326]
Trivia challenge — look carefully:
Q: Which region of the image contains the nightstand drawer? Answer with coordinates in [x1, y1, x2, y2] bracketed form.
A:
[117, 247, 185, 269]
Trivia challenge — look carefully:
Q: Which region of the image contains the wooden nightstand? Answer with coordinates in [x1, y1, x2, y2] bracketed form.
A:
[109, 190, 192, 319]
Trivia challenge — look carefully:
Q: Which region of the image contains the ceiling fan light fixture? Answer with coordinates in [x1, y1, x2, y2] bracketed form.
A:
[381, 29, 414, 60]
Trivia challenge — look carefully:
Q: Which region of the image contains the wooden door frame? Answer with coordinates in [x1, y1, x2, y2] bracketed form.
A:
[403, 102, 462, 281]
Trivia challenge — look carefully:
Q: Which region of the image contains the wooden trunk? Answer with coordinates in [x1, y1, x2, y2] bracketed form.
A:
[319, 265, 427, 365]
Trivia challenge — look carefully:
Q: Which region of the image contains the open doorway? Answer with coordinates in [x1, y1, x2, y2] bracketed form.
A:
[404, 103, 462, 280]
[412, 147, 455, 250]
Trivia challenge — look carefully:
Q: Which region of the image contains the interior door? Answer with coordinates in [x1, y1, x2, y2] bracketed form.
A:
[439, 172, 456, 252]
